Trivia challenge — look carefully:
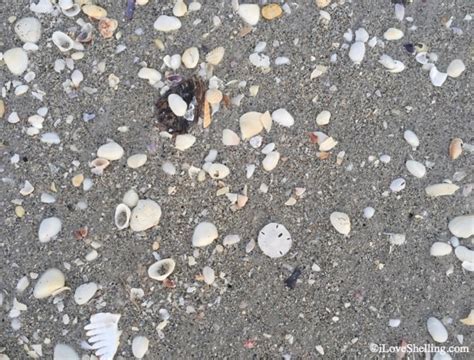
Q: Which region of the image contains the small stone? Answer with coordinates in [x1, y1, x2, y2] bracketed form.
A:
[97, 142, 124, 161]
[182, 47, 199, 68]
[447, 59, 465, 78]
[14, 17, 41, 43]
[316, 110, 331, 126]
[132, 336, 149, 359]
[427, 317, 448, 343]
[271, 108, 294, 127]
[430, 242, 452, 257]
[130, 200, 162, 232]
[192, 222, 218, 247]
[154, 15, 182, 32]
[38, 217, 62, 243]
[206, 46, 225, 65]
[168, 94, 187, 117]
[82, 4, 107, 19]
[74, 282, 98, 305]
[330, 212, 351, 235]
[262, 151, 280, 172]
[175, 134, 196, 151]
[238, 4, 260, 26]
[384, 28, 404, 40]
[127, 154, 147, 169]
[262, 4, 282, 20]
[4, 48, 28, 75]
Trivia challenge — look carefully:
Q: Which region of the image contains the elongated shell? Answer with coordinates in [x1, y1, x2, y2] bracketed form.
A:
[52, 31, 74, 52]
[449, 138, 463, 160]
[148, 259, 176, 281]
[114, 203, 131, 230]
[425, 183, 459, 197]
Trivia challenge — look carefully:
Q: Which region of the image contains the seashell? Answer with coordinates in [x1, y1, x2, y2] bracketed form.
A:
[310, 64, 328, 79]
[205, 163, 230, 179]
[355, 27, 369, 42]
[262, 151, 280, 172]
[448, 138, 463, 160]
[405, 160, 426, 178]
[271, 108, 294, 127]
[430, 66, 448, 87]
[90, 158, 110, 175]
[383, 28, 404, 40]
[97, 141, 124, 160]
[192, 222, 218, 247]
[164, 54, 181, 70]
[427, 317, 448, 343]
[460, 310, 474, 326]
[319, 136, 338, 151]
[249, 52, 270, 68]
[425, 183, 459, 197]
[315, 0, 331, 8]
[82, 4, 107, 20]
[62, 4, 81, 17]
[72, 174, 84, 187]
[202, 266, 215, 284]
[206, 46, 225, 66]
[58, 0, 73, 10]
[127, 154, 147, 169]
[223, 234, 240, 246]
[114, 203, 131, 230]
[30, 0, 54, 13]
[206, 89, 223, 105]
[379, 54, 405, 73]
[122, 189, 139, 208]
[162, 161, 176, 175]
[448, 215, 474, 238]
[237, 4, 260, 26]
[33, 268, 66, 299]
[262, 4, 282, 20]
[386, 233, 406, 245]
[330, 212, 351, 235]
[394, 3, 405, 21]
[404, 130, 419, 149]
[38, 217, 62, 243]
[175, 134, 196, 151]
[54, 344, 79, 360]
[173, 0, 187, 17]
[138, 67, 162, 85]
[15, 17, 41, 43]
[85, 313, 121, 360]
[430, 242, 452, 257]
[20, 180, 35, 195]
[71, 69, 83, 87]
[316, 110, 331, 126]
[390, 178, 406, 192]
[4, 48, 28, 75]
[349, 41, 365, 64]
[182, 47, 199, 68]
[132, 336, 150, 359]
[258, 223, 292, 258]
[130, 200, 161, 232]
[240, 112, 263, 139]
[168, 94, 187, 117]
[363, 207, 375, 219]
[99, 18, 118, 39]
[462, 261, 474, 272]
[52, 31, 74, 52]
[454, 246, 474, 263]
[222, 129, 240, 146]
[148, 259, 176, 281]
[74, 282, 98, 305]
[446, 59, 465, 78]
[261, 143, 275, 155]
[154, 15, 182, 32]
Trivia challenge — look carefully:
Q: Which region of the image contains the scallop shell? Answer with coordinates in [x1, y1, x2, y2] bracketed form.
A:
[84, 313, 121, 360]
[33, 268, 67, 299]
[330, 212, 351, 235]
[257, 223, 292, 258]
[52, 31, 74, 52]
[192, 222, 218, 247]
[148, 259, 176, 281]
[114, 203, 131, 230]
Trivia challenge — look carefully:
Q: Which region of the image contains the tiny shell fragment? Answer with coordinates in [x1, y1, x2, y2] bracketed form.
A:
[449, 138, 463, 160]
[330, 212, 351, 235]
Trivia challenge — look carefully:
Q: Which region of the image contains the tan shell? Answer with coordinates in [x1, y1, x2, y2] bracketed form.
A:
[206, 47, 225, 66]
[262, 4, 282, 20]
[99, 18, 118, 38]
[205, 89, 223, 105]
[449, 138, 463, 160]
[82, 4, 107, 20]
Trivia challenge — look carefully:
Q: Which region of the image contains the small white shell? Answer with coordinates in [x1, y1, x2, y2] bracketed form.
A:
[114, 203, 131, 230]
[363, 207, 375, 219]
[175, 134, 196, 151]
[38, 217, 62, 243]
[427, 317, 448, 343]
[53, 344, 79, 360]
[123, 189, 139, 207]
[222, 129, 240, 146]
[153, 15, 182, 32]
[316, 110, 331, 126]
[127, 154, 147, 169]
[390, 178, 406, 192]
[223, 234, 240, 246]
[204, 163, 230, 179]
[448, 215, 474, 238]
[404, 130, 419, 149]
[237, 4, 260, 26]
[319, 137, 338, 151]
[240, 112, 263, 139]
[192, 222, 218, 247]
[97, 142, 124, 161]
[330, 212, 351, 235]
[173, 0, 187, 17]
[271, 108, 294, 127]
[132, 336, 149, 359]
[446, 59, 465, 78]
[430, 242, 452, 257]
[85, 313, 121, 360]
[148, 259, 176, 281]
[130, 200, 161, 232]
[4, 48, 29, 75]
[349, 41, 365, 64]
[258, 223, 292, 258]
[454, 246, 474, 263]
[52, 31, 75, 52]
[202, 266, 215, 285]
[405, 160, 426, 178]
[74, 282, 98, 305]
[62, 4, 81, 17]
[383, 28, 404, 40]
[430, 66, 448, 87]
[168, 94, 187, 116]
[138, 67, 162, 85]
[386, 233, 406, 245]
[206, 46, 225, 66]
[425, 183, 459, 197]
[182, 47, 199, 68]
[262, 151, 280, 172]
[33, 268, 66, 299]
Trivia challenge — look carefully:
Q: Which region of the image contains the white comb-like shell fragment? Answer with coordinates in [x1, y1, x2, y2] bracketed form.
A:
[84, 313, 122, 360]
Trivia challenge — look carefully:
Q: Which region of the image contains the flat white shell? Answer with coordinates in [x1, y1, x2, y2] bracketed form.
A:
[427, 317, 448, 343]
[130, 200, 162, 232]
[4, 48, 28, 75]
[240, 112, 263, 139]
[127, 154, 147, 169]
[406, 160, 426, 178]
[38, 217, 62, 243]
[425, 183, 459, 197]
[448, 215, 474, 238]
[430, 66, 448, 87]
[258, 223, 292, 258]
[316, 110, 331, 126]
[383, 28, 404, 40]
[404, 130, 419, 149]
[238, 4, 260, 26]
[175, 134, 196, 151]
[363, 207, 375, 219]
[222, 129, 240, 146]
[430, 242, 452, 257]
[132, 336, 149, 359]
[202, 266, 215, 285]
[349, 41, 365, 64]
[182, 47, 199, 68]
[205, 163, 230, 179]
[84, 313, 121, 360]
[330, 212, 351, 235]
[114, 203, 131, 230]
[271, 108, 294, 127]
[390, 178, 406, 192]
[15, 17, 42, 43]
[53, 344, 79, 360]
[192, 222, 218, 247]
[33, 268, 66, 299]
[168, 93, 187, 116]
[122, 189, 139, 208]
[447, 59, 465, 78]
[74, 282, 98, 305]
[97, 142, 124, 161]
[148, 259, 176, 281]
[454, 246, 474, 263]
[262, 151, 280, 172]
[154, 15, 182, 32]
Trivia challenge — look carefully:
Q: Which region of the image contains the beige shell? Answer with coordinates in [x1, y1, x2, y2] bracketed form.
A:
[449, 138, 463, 160]
[148, 259, 176, 281]
[240, 112, 263, 139]
[206, 47, 225, 66]
[90, 158, 110, 175]
[82, 4, 107, 19]
[206, 89, 223, 104]
[114, 203, 131, 230]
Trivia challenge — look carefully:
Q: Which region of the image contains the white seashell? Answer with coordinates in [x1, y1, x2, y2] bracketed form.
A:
[316, 110, 331, 126]
[53, 344, 79, 360]
[262, 151, 280, 172]
[168, 94, 187, 116]
[84, 313, 121, 360]
[275, 57, 290, 65]
[8, 112, 20, 124]
[383, 28, 404, 40]
[246, 164, 256, 178]
[30, 0, 54, 13]
[223, 234, 240, 246]
[237, 4, 260, 26]
[97, 141, 124, 160]
[379, 54, 405, 73]
[355, 28, 369, 42]
[90, 158, 110, 175]
[4, 48, 28, 75]
[41, 132, 60, 144]
[148, 259, 175, 281]
[205, 163, 230, 179]
[454, 246, 474, 263]
[448, 215, 474, 238]
[132, 336, 149, 359]
[206, 47, 225, 66]
[430, 66, 448, 87]
[188, 1, 201, 11]
[175, 134, 196, 151]
[240, 112, 263, 139]
[33, 268, 66, 299]
[363, 207, 375, 219]
[446, 59, 465, 78]
[310, 64, 328, 79]
[406, 160, 426, 178]
[319, 136, 338, 151]
[182, 47, 199, 68]
[390, 178, 406, 192]
[122, 189, 139, 208]
[20, 180, 34, 195]
[15, 17, 41, 43]
[168, 54, 181, 70]
[415, 52, 429, 65]
[162, 161, 176, 175]
[173, 0, 188, 17]
[462, 261, 474, 272]
[394, 4, 405, 21]
[202, 266, 215, 285]
[114, 204, 131, 230]
[404, 130, 419, 149]
[38, 217, 62, 243]
[205, 149, 218, 163]
[127, 154, 147, 169]
[427, 317, 448, 343]
[154, 15, 182, 32]
[130, 200, 162, 232]
[261, 143, 275, 155]
[425, 183, 459, 197]
[41, 193, 56, 203]
[71, 69, 83, 87]
[58, 0, 73, 10]
[433, 351, 453, 360]
[271, 108, 294, 127]
[430, 242, 452, 257]
[330, 212, 351, 235]
[386, 233, 406, 245]
[389, 319, 401, 328]
[52, 31, 74, 52]
[349, 41, 365, 64]
[257, 223, 292, 258]
[249, 52, 271, 68]
[74, 282, 98, 305]
[138, 67, 162, 85]
[222, 129, 240, 146]
[62, 4, 81, 17]
[192, 222, 218, 247]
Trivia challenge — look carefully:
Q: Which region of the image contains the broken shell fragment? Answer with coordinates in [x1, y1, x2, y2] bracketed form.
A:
[175, 134, 196, 151]
[202, 266, 215, 285]
[206, 46, 225, 66]
[54, 344, 79, 360]
[449, 138, 463, 160]
[425, 183, 459, 197]
[52, 31, 75, 52]
[132, 336, 150, 359]
[405, 160, 426, 178]
[204, 163, 230, 179]
[98, 18, 118, 38]
[262, 151, 280, 172]
[427, 317, 448, 343]
[238, 4, 260, 26]
[138, 67, 161, 85]
[82, 4, 107, 19]
[349, 41, 365, 64]
[90, 158, 110, 175]
[130, 200, 162, 232]
[271, 108, 294, 127]
[316, 110, 331, 126]
[390, 178, 406, 192]
[114, 203, 131, 230]
[182, 47, 199, 68]
[38, 217, 62, 243]
[260, 111, 272, 132]
[74, 282, 98, 305]
[460, 310, 474, 326]
[330, 212, 351, 235]
[448, 215, 474, 238]
[4, 48, 28, 75]
[15, 17, 42, 43]
[33, 268, 66, 299]
[192, 222, 218, 247]
[240, 112, 263, 139]
[222, 129, 240, 146]
[97, 141, 124, 160]
[447, 59, 465, 78]
[148, 259, 176, 281]
[262, 4, 282, 20]
[383, 28, 404, 40]
[319, 136, 338, 151]
[84, 313, 121, 360]
[154, 15, 182, 32]
[258, 223, 292, 258]
[206, 89, 223, 105]
[123, 189, 139, 208]
[315, 0, 331, 8]
[404, 130, 419, 150]
[430, 66, 448, 87]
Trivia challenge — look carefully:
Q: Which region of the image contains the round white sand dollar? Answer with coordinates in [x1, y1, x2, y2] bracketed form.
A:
[258, 223, 292, 258]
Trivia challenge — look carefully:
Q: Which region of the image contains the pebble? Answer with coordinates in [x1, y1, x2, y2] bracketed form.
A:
[148, 259, 175, 281]
[182, 47, 199, 68]
[154, 15, 182, 32]
[447, 59, 465, 78]
[240, 112, 263, 139]
[4, 48, 28, 75]
[122, 189, 139, 208]
[130, 200, 162, 232]
[363, 207, 375, 219]
[349, 42, 365, 64]
[222, 129, 240, 146]
[168, 94, 188, 117]
[38, 217, 62, 243]
[271, 108, 294, 127]
[425, 183, 459, 197]
[405, 160, 426, 178]
[390, 178, 406, 192]
[132, 336, 149, 359]
[262, 151, 280, 172]
[97, 142, 124, 161]
[258, 223, 292, 258]
[202, 266, 215, 285]
[192, 222, 218, 247]
[404, 130, 419, 149]
[127, 154, 147, 169]
[74, 282, 98, 305]
[430, 242, 452, 257]
[206, 47, 225, 66]
[14, 17, 41, 43]
[448, 215, 474, 238]
[384, 28, 404, 40]
[238, 4, 260, 26]
[330, 212, 351, 235]
[175, 134, 196, 151]
[427, 317, 448, 343]
[33, 268, 66, 299]
[316, 110, 331, 126]
[53, 344, 79, 360]
[262, 4, 282, 20]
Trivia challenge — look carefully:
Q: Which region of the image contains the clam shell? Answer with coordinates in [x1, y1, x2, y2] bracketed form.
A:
[240, 112, 263, 139]
[175, 134, 196, 151]
[130, 200, 161, 232]
[349, 41, 365, 64]
[206, 46, 225, 65]
[430, 66, 448, 87]
[330, 212, 351, 235]
[114, 203, 131, 230]
[132, 336, 149, 359]
[390, 178, 406, 192]
[427, 317, 448, 343]
[271, 108, 294, 127]
[425, 183, 459, 197]
[237, 4, 260, 26]
[222, 129, 240, 146]
[138, 67, 161, 85]
[97, 141, 124, 160]
[182, 47, 199, 68]
[449, 138, 463, 160]
[257, 223, 292, 258]
[15, 17, 41, 43]
[262, 151, 280, 172]
[430, 242, 452, 257]
[154, 15, 182, 32]
[406, 160, 426, 178]
[127, 154, 147, 169]
[383, 28, 404, 40]
[316, 110, 331, 126]
[53, 344, 79, 360]
[34, 268, 66, 299]
[168, 94, 187, 116]
[52, 31, 74, 52]
[404, 130, 419, 149]
[74, 282, 98, 305]
[447, 59, 465, 78]
[192, 222, 218, 247]
[38, 217, 62, 243]
[204, 163, 230, 179]
[173, 0, 187, 17]
[454, 246, 474, 263]
[122, 189, 139, 208]
[148, 259, 176, 281]
[4, 48, 28, 75]
[448, 215, 474, 238]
